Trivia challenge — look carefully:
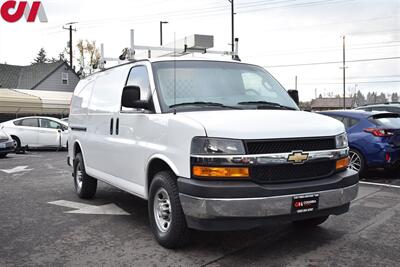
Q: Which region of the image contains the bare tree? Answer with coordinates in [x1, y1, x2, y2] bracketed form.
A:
[392, 93, 399, 102]
[76, 40, 101, 76]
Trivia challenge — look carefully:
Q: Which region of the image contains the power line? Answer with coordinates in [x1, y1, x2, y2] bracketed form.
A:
[299, 80, 400, 85]
[246, 43, 400, 58]
[68, 0, 354, 30]
[263, 56, 400, 68]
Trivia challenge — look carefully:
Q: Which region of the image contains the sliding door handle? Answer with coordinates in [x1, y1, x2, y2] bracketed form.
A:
[116, 118, 119, 135]
[110, 118, 114, 135]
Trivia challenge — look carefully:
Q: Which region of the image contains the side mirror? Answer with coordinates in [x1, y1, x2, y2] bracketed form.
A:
[287, 90, 299, 106]
[121, 85, 150, 110]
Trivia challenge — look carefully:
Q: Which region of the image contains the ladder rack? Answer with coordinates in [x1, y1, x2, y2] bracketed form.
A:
[99, 29, 240, 70]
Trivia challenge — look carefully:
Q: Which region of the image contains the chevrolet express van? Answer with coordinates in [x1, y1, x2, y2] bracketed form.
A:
[68, 58, 358, 248]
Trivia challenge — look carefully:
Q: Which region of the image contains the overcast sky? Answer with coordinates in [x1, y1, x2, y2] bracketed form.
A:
[0, 0, 399, 101]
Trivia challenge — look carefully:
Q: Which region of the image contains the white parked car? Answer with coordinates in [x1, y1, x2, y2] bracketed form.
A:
[1, 116, 69, 150]
[68, 58, 358, 248]
[0, 128, 15, 158]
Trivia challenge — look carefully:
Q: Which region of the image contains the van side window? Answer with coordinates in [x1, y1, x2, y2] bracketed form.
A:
[126, 66, 151, 101]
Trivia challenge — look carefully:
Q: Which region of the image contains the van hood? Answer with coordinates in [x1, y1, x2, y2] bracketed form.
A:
[180, 110, 345, 139]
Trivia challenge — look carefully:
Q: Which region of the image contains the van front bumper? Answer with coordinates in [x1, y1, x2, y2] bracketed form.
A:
[178, 169, 358, 230]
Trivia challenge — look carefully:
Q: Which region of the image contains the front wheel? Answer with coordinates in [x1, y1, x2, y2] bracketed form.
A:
[292, 215, 329, 227]
[0, 153, 7, 158]
[11, 136, 21, 152]
[148, 171, 189, 249]
[73, 153, 97, 199]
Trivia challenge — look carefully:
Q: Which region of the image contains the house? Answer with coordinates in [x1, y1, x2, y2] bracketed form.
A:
[310, 97, 356, 111]
[0, 61, 79, 92]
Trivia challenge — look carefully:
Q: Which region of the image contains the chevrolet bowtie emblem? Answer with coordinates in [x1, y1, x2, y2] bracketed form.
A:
[287, 151, 309, 164]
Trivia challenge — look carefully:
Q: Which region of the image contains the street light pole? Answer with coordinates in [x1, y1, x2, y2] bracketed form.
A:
[228, 0, 235, 59]
[342, 35, 346, 109]
[160, 21, 168, 46]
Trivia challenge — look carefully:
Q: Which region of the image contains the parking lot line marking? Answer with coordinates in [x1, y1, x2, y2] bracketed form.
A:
[0, 166, 33, 174]
[360, 181, 400, 189]
[48, 200, 130, 215]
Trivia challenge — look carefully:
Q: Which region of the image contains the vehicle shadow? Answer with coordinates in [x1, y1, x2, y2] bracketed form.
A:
[361, 169, 399, 181]
[92, 181, 344, 261]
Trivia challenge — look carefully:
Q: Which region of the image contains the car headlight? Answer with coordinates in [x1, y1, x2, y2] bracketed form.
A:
[335, 132, 348, 148]
[191, 137, 245, 155]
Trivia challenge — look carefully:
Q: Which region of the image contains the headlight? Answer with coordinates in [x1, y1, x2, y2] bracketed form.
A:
[335, 133, 348, 148]
[191, 137, 245, 155]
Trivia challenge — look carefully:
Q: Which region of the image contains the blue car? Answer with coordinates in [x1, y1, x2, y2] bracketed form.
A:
[319, 110, 400, 174]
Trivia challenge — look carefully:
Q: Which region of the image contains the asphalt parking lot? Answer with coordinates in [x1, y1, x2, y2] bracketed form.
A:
[1, 151, 400, 266]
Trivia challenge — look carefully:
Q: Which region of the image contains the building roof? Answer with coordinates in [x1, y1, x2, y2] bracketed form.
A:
[0, 88, 72, 115]
[311, 97, 355, 109]
[0, 61, 77, 89]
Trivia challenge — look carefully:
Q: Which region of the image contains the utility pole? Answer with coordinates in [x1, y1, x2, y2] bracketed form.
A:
[342, 35, 346, 109]
[160, 21, 168, 46]
[228, 0, 235, 59]
[63, 22, 77, 69]
[295, 75, 298, 91]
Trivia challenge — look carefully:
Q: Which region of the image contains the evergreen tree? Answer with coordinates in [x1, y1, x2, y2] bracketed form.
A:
[32, 48, 49, 64]
[355, 90, 366, 106]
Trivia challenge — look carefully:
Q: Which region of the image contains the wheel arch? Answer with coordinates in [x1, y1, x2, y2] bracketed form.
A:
[145, 154, 179, 199]
[72, 140, 86, 166]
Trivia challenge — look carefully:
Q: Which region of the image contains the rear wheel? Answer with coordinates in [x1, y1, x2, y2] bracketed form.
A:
[73, 153, 97, 199]
[292, 215, 329, 227]
[148, 171, 190, 249]
[348, 148, 365, 175]
[0, 153, 7, 158]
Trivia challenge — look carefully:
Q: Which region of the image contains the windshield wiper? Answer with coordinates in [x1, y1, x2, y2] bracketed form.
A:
[169, 102, 240, 109]
[237, 101, 297, 110]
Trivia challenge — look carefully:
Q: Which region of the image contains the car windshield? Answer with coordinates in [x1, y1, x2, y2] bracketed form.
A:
[152, 60, 299, 112]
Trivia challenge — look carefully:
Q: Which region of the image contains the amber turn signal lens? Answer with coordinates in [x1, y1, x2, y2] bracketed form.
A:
[193, 166, 249, 178]
[336, 157, 349, 170]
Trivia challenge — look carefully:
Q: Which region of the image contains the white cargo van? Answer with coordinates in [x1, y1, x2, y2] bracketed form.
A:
[68, 57, 358, 248]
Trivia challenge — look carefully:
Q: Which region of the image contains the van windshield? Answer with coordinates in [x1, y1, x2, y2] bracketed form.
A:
[152, 60, 299, 112]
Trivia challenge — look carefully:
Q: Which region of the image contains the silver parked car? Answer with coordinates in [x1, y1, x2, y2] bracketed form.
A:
[0, 128, 15, 158]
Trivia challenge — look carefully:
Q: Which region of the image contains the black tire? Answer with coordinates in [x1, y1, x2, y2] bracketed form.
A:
[148, 171, 190, 249]
[73, 153, 97, 199]
[11, 136, 21, 151]
[292, 215, 329, 227]
[0, 153, 7, 158]
[349, 148, 365, 176]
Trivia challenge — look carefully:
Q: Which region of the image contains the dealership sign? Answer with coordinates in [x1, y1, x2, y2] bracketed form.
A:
[0, 1, 47, 22]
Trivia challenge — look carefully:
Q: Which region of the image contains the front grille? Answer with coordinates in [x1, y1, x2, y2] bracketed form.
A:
[250, 160, 336, 184]
[246, 137, 336, 154]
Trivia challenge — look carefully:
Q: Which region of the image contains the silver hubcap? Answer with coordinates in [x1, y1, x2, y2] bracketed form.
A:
[75, 164, 83, 191]
[153, 188, 172, 233]
[349, 151, 362, 173]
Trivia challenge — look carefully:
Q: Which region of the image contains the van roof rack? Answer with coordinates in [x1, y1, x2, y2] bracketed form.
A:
[99, 29, 240, 70]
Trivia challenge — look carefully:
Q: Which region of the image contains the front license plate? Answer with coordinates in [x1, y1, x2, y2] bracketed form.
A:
[0, 143, 5, 149]
[291, 194, 319, 214]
